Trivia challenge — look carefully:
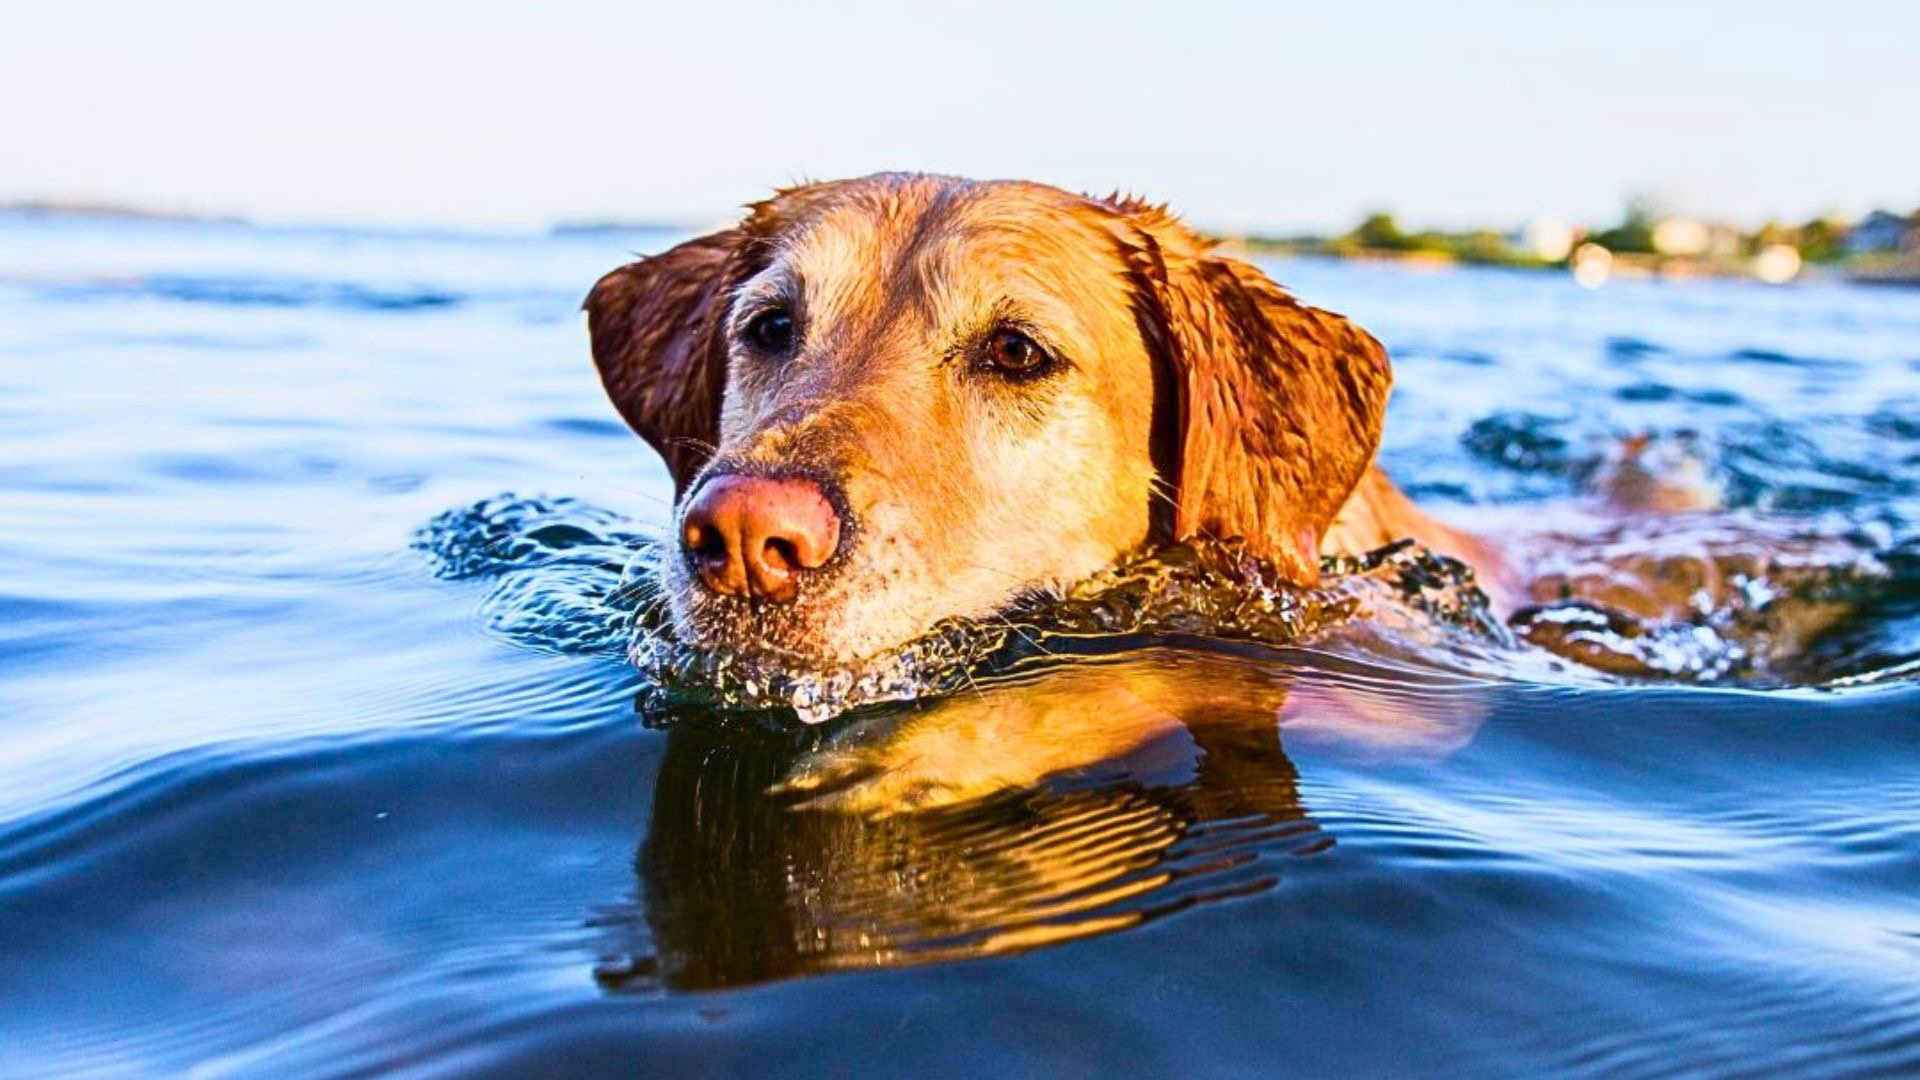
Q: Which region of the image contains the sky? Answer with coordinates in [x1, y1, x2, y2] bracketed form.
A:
[3, 1, 1916, 233]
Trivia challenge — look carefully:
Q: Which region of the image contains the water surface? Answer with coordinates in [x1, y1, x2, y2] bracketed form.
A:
[2, 214, 1917, 1077]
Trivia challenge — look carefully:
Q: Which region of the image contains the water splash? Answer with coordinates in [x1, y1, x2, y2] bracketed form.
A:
[417, 497, 1505, 724]
[627, 537, 1403, 725]
[416, 495, 1914, 726]
[413, 495, 660, 656]
[1511, 520, 1898, 685]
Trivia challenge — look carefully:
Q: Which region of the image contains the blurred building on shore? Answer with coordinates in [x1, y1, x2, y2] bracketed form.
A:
[1847, 210, 1918, 255]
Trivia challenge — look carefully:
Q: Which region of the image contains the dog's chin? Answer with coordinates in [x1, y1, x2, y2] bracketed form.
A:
[667, 583, 935, 675]
[673, 605, 881, 672]
[663, 564, 1030, 677]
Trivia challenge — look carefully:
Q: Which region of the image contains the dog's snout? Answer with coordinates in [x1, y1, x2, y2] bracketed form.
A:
[679, 475, 842, 603]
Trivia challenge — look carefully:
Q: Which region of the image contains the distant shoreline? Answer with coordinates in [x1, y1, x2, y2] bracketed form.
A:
[1221, 238, 1919, 287]
[8, 200, 1915, 287]
[1219, 202, 1920, 288]
[0, 199, 247, 225]
[0, 201, 699, 238]
[548, 219, 697, 236]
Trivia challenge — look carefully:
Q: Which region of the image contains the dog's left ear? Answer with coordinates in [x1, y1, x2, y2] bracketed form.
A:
[1121, 213, 1392, 584]
[583, 229, 740, 493]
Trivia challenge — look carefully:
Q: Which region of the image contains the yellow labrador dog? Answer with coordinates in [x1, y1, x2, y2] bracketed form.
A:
[587, 172, 1509, 669]
[580, 171, 1886, 821]
[587, 170, 1868, 703]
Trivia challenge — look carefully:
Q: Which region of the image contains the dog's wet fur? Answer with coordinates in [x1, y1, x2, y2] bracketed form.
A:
[585, 172, 1839, 672]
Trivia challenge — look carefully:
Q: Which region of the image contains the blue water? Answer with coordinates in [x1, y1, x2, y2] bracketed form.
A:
[2, 213, 1917, 1078]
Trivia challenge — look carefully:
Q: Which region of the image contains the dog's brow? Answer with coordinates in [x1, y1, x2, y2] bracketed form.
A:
[730, 262, 800, 311]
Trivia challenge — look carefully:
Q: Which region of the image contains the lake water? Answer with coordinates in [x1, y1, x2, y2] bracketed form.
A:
[2, 213, 1917, 1078]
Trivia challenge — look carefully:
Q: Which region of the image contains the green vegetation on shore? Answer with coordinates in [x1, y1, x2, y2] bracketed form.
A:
[1229, 198, 1920, 283]
[1311, 212, 1551, 267]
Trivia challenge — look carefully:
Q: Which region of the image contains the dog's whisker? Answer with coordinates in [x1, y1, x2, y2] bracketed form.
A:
[600, 482, 676, 510]
[666, 435, 719, 457]
[953, 560, 1042, 587]
[986, 610, 1059, 660]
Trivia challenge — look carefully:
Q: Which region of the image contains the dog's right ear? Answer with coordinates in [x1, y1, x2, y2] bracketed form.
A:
[584, 229, 740, 493]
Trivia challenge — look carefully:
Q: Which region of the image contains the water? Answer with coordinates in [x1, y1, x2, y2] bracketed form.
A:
[2, 213, 1917, 1078]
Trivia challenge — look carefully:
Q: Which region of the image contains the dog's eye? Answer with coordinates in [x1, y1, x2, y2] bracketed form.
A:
[983, 329, 1051, 377]
[744, 308, 795, 354]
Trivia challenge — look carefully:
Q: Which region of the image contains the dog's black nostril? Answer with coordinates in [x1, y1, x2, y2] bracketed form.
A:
[684, 520, 727, 563]
[762, 537, 798, 573]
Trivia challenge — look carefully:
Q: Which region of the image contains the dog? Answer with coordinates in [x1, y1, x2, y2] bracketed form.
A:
[586, 173, 1518, 666]
[585, 172, 1851, 678]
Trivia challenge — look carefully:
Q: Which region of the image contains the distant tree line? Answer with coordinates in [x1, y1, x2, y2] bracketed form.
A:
[1240, 199, 1917, 268]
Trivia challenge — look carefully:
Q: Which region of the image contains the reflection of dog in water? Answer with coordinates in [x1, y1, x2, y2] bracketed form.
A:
[594, 653, 1482, 990]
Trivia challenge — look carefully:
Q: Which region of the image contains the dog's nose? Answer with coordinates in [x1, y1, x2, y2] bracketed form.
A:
[679, 475, 842, 602]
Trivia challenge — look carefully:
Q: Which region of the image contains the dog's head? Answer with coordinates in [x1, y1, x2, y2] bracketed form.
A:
[587, 174, 1390, 666]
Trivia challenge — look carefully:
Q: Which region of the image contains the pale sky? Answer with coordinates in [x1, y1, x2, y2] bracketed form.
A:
[3, 1, 1915, 233]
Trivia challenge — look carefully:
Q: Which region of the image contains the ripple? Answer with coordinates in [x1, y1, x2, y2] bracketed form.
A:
[39, 273, 466, 311]
[1729, 345, 1853, 369]
[1606, 335, 1669, 361]
[0, 720, 652, 1077]
[1461, 410, 1585, 477]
